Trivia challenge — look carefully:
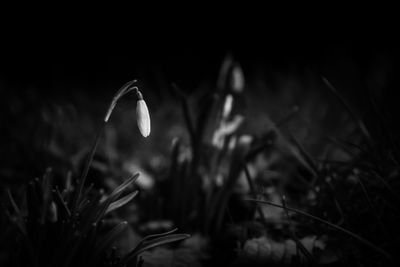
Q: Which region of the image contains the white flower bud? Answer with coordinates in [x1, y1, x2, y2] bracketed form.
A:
[136, 99, 151, 137]
[231, 63, 245, 93]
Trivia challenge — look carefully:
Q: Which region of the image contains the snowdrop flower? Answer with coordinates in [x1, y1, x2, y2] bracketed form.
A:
[135, 89, 151, 138]
[230, 63, 245, 93]
[212, 115, 244, 149]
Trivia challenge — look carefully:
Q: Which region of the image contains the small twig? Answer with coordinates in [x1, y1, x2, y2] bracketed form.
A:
[281, 195, 315, 264]
[243, 164, 267, 225]
[286, 129, 319, 185]
[322, 77, 373, 145]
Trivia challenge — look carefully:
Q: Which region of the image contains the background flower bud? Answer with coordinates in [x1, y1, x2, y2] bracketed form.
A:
[222, 94, 234, 119]
[231, 63, 245, 93]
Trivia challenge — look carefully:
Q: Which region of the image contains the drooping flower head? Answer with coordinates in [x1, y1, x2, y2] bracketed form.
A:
[135, 89, 151, 138]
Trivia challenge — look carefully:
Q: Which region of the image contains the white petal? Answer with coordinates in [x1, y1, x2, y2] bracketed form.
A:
[222, 94, 233, 118]
[136, 100, 151, 137]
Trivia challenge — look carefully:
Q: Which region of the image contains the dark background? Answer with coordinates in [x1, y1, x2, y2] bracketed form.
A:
[0, 25, 398, 129]
[1, 29, 397, 93]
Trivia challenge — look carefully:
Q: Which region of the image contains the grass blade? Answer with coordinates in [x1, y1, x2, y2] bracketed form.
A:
[106, 190, 139, 214]
[322, 77, 372, 145]
[53, 187, 71, 218]
[243, 164, 267, 225]
[108, 173, 140, 200]
[95, 173, 139, 223]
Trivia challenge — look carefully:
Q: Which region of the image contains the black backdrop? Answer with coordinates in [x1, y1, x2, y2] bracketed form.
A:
[0, 28, 397, 113]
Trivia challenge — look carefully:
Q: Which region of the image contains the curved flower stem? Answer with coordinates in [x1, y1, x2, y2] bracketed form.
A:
[104, 80, 138, 122]
[73, 80, 138, 211]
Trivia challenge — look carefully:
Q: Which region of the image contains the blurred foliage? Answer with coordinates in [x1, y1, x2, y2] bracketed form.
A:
[1, 53, 399, 266]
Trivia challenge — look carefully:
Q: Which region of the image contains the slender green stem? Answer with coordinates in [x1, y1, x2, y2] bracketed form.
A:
[73, 121, 106, 210]
[73, 80, 138, 211]
[247, 198, 392, 261]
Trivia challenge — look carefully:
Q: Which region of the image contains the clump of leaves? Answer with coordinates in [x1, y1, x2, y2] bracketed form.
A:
[159, 57, 399, 266]
[242, 77, 399, 266]
[1, 80, 189, 267]
[164, 55, 251, 235]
